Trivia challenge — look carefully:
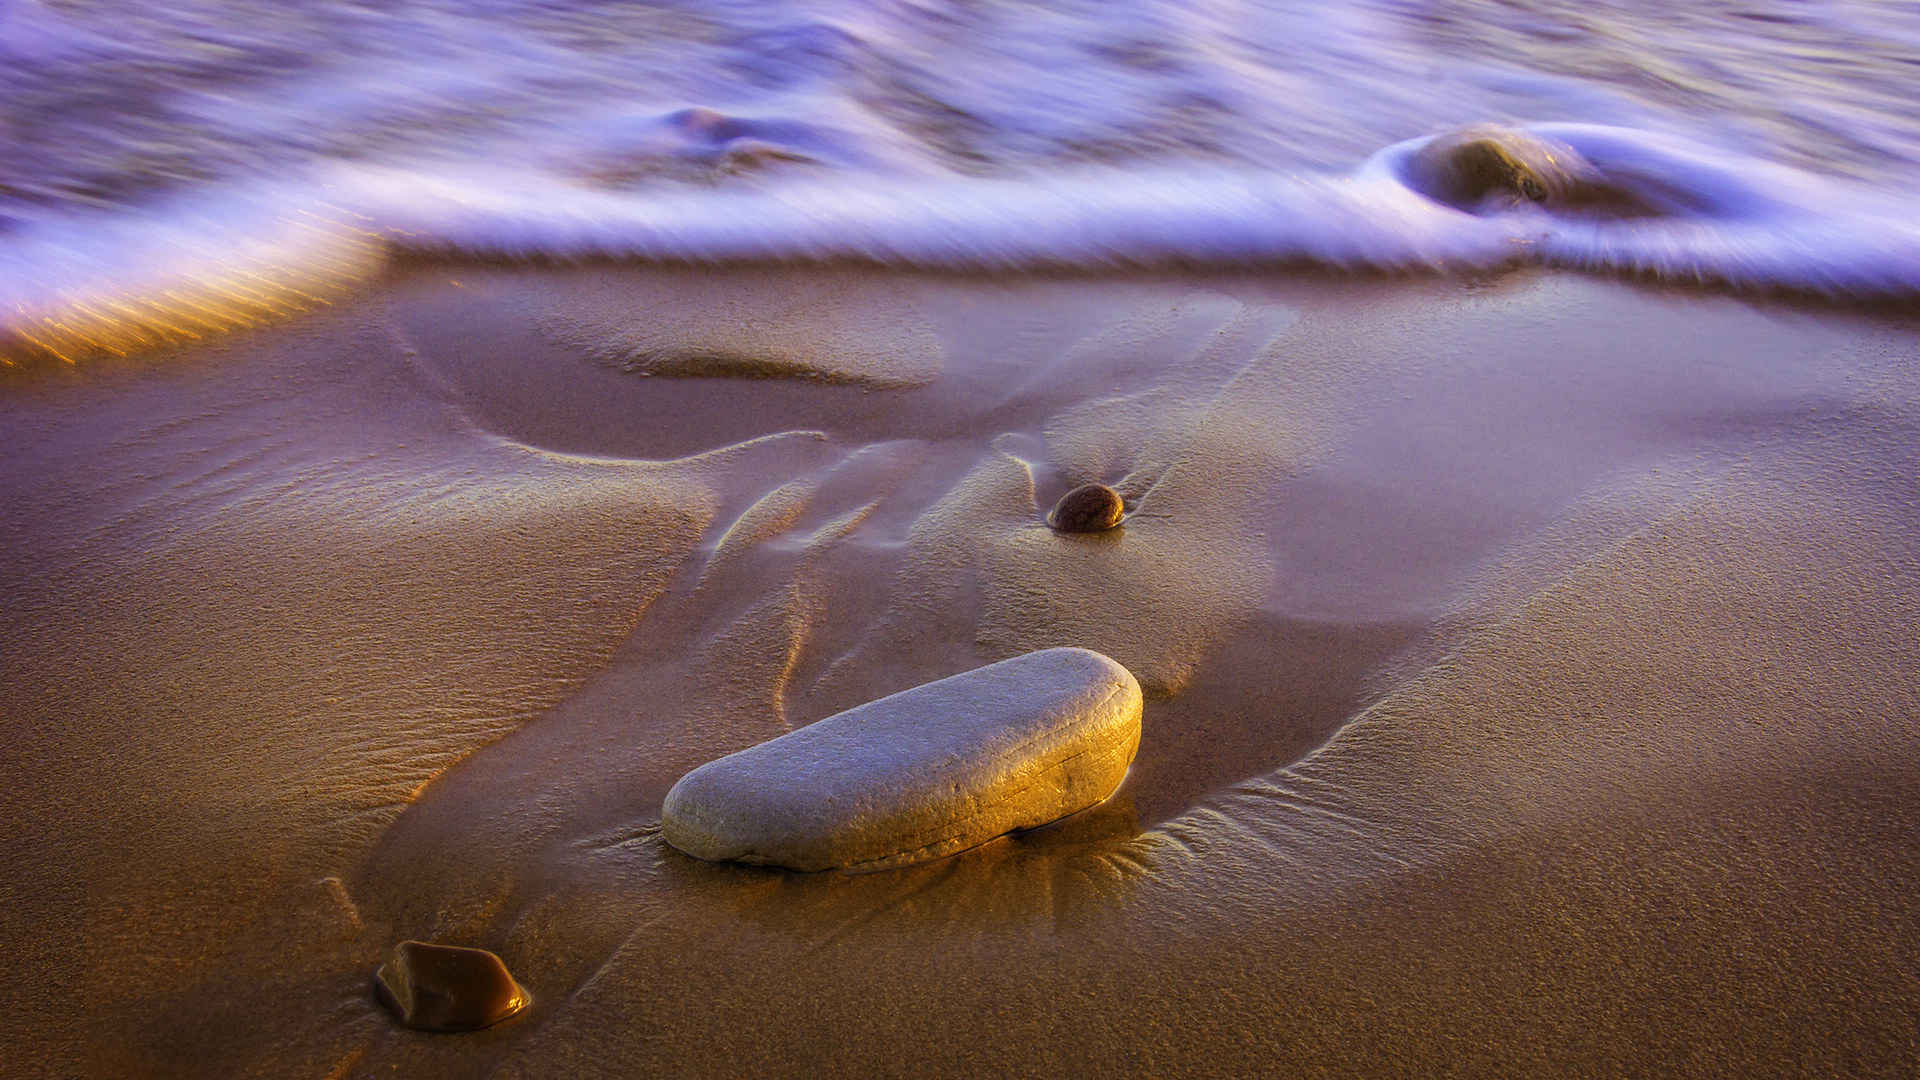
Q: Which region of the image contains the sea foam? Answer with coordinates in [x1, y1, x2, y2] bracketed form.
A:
[4, 122, 1917, 365]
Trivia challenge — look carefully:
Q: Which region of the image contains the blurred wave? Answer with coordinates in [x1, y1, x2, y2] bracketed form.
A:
[5, 0, 1920, 362]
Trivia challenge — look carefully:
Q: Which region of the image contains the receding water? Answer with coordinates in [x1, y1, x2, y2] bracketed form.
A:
[3, 0, 1920, 362]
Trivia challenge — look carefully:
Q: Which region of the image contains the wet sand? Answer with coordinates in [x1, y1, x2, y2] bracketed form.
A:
[2, 267, 1917, 1077]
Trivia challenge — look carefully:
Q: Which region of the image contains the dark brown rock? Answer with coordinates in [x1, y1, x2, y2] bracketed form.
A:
[1049, 483, 1124, 533]
[1403, 125, 1662, 218]
[375, 940, 529, 1032]
[1405, 128, 1562, 211]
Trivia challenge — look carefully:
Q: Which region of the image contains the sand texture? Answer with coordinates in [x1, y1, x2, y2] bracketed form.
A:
[2, 266, 1918, 1077]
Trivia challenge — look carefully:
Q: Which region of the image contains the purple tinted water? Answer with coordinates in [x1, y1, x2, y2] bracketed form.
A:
[4, 0, 1919, 353]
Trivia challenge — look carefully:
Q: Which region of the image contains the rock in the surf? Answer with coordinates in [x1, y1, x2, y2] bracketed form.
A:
[662, 647, 1144, 872]
[1049, 483, 1125, 533]
[1404, 125, 1594, 212]
[375, 940, 530, 1032]
[1403, 125, 1666, 219]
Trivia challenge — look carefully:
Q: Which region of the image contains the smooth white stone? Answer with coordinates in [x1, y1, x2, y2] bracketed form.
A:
[662, 647, 1143, 872]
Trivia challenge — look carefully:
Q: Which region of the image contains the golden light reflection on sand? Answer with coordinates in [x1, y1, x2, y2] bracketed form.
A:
[1, 207, 384, 369]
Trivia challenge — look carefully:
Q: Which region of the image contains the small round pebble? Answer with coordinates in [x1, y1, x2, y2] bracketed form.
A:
[1049, 483, 1125, 533]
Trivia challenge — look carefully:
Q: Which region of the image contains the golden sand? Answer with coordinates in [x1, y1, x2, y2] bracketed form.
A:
[2, 266, 1915, 1076]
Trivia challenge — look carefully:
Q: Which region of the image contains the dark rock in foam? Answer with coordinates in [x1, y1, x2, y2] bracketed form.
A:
[1049, 483, 1125, 533]
[1404, 126, 1580, 211]
[375, 941, 530, 1032]
[662, 648, 1144, 872]
[1403, 124, 1664, 218]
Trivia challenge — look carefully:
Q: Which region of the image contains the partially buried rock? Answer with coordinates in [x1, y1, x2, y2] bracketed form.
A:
[1049, 483, 1125, 533]
[1401, 124, 1664, 219]
[1404, 125, 1595, 212]
[662, 647, 1144, 872]
[375, 941, 530, 1032]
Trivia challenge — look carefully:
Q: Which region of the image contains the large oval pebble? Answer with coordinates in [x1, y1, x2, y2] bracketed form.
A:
[662, 647, 1144, 872]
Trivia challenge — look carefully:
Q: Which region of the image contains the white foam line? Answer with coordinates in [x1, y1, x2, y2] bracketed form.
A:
[6, 121, 1920, 363]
